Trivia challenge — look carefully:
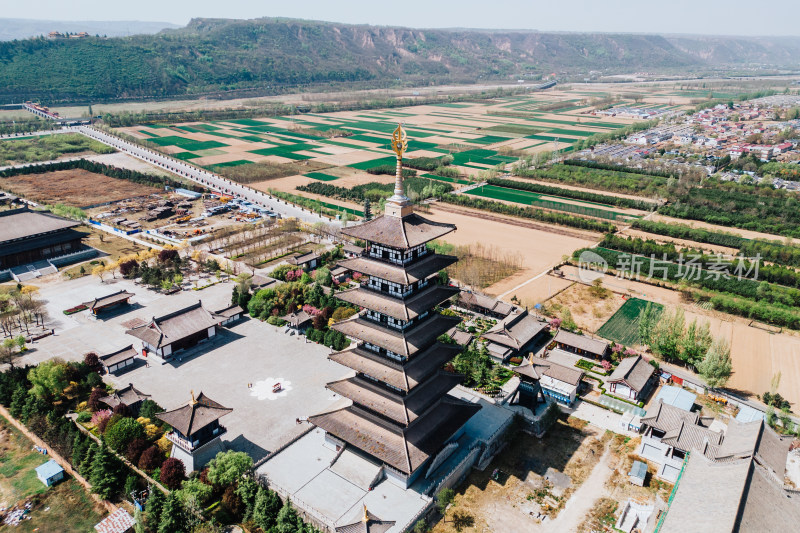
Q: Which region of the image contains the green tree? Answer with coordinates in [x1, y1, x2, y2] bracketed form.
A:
[206, 450, 253, 487]
[105, 417, 146, 452]
[437, 487, 456, 514]
[90, 445, 119, 500]
[276, 499, 303, 533]
[637, 302, 658, 345]
[79, 441, 98, 478]
[144, 487, 166, 533]
[27, 360, 68, 400]
[176, 478, 213, 506]
[235, 476, 259, 522]
[138, 399, 164, 421]
[253, 486, 282, 531]
[697, 337, 732, 388]
[651, 308, 685, 362]
[679, 320, 712, 367]
[158, 492, 187, 533]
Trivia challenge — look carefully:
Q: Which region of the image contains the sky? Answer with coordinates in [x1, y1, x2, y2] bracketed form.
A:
[5, 0, 800, 37]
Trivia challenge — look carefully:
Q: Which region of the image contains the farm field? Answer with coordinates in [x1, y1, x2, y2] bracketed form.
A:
[596, 297, 664, 346]
[464, 183, 639, 221]
[0, 168, 159, 208]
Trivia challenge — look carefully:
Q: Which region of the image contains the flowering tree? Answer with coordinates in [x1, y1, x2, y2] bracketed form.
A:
[549, 318, 562, 329]
[601, 360, 612, 372]
[91, 409, 112, 427]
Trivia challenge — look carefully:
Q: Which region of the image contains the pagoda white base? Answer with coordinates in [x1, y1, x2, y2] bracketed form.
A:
[169, 436, 226, 473]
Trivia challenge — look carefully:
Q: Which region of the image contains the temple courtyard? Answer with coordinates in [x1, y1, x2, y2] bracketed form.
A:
[18, 275, 347, 460]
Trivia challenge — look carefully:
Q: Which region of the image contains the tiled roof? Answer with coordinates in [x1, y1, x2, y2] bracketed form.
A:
[156, 392, 231, 436]
[553, 330, 608, 356]
[447, 328, 474, 347]
[100, 383, 151, 409]
[214, 305, 243, 318]
[341, 213, 455, 250]
[335, 285, 459, 321]
[710, 419, 791, 478]
[482, 311, 547, 351]
[337, 253, 458, 285]
[281, 310, 313, 328]
[329, 343, 461, 391]
[328, 371, 463, 426]
[514, 356, 584, 386]
[98, 345, 137, 367]
[642, 400, 703, 434]
[287, 251, 320, 265]
[459, 291, 515, 316]
[0, 207, 79, 244]
[332, 314, 460, 357]
[661, 419, 723, 453]
[607, 355, 655, 392]
[335, 509, 395, 533]
[310, 397, 480, 474]
[84, 290, 134, 311]
[94, 508, 136, 533]
[125, 301, 223, 349]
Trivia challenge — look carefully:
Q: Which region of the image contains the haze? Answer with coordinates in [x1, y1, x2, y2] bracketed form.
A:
[5, 0, 800, 37]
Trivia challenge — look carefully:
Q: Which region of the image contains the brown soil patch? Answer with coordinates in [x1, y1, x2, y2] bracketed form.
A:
[546, 282, 626, 333]
[0, 169, 157, 208]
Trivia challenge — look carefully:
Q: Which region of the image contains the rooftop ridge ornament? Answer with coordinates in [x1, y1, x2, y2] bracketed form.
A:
[385, 123, 413, 218]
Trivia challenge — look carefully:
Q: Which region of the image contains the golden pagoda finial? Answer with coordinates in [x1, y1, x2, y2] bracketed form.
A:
[362, 503, 369, 522]
[385, 123, 412, 218]
[190, 390, 197, 405]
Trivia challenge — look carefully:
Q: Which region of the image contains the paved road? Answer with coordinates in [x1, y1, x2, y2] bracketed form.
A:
[74, 126, 336, 226]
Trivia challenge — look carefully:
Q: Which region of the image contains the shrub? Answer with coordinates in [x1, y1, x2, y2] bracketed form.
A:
[207, 450, 253, 486]
[91, 409, 112, 427]
[126, 437, 150, 465]
[83, 352, 100, 369]
[105, 417, 146, 452]
[76, 411, 92, 423]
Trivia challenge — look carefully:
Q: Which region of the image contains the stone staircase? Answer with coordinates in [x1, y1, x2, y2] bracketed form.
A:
[10, 260, 57, 281]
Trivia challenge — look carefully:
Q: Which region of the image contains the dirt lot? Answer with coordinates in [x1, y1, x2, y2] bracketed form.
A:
[431, 417, 608, 533]
[422, 204, 601, 297]
[0, 169, 158, 208]
[545, 282, 626, 333]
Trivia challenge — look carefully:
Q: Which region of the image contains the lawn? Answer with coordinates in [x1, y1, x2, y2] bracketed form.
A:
[305, 172, 340, 181]
[596, 297, 664, 346]
[0, 416, 49, 507]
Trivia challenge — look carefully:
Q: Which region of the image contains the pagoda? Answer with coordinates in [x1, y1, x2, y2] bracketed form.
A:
[309, 124, 481, 488]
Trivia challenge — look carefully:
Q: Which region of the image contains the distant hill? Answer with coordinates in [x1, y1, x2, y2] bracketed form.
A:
[0, 17, 798, 104]
[0, 18, 178, 41]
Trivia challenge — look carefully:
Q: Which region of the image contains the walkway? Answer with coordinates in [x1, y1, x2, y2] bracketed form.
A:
[75, 126, 335, 225]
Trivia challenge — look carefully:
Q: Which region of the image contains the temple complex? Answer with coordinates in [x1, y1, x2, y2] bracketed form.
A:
[309, 124, 481, 488]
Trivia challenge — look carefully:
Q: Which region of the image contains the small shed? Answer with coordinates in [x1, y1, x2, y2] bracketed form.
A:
[98, 345, 138, 375]
[628, 460, 647, 487]
[94, 508, 136, 533]
[35, 459, 64, 487]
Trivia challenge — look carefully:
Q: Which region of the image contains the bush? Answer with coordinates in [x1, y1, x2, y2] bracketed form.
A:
[105, 417, 146, 452]
[125, 437, 150, 465]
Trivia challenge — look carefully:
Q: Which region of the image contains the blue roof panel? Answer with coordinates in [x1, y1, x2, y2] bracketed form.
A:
[35, 459, 63, 479]
[656, 385, 696, 412]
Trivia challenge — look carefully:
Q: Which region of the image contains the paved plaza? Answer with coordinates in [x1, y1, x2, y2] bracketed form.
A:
[19, 275, 349, 461]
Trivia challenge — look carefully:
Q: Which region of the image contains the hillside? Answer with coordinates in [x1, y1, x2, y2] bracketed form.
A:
[0, 18, 178, 41]
[0, 17, 798, 104]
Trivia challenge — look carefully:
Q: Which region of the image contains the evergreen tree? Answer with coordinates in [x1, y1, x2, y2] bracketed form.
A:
[143, 487, 166, 533]
[90, 444, 119, 500]
[72, 432, 89, 468]
[235, 476, 259, 522]
[158, 492, 187, 533]
[253, 486, 282, 531]
[134, 509, 146, 533]
[80, 441, 98, 478]
[276, 499, 303, 533]
[364, 198, 372, 221]
[637, 302, 657, 345]
[8, 385, 27, 418]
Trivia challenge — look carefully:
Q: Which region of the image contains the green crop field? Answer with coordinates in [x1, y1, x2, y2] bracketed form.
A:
[305, 172, 340, 181]
[596, 297, 664, 346]
[465, 184, 633, 220]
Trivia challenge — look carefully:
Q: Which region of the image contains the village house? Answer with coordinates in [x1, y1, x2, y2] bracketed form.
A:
[287, 251, 320, 270]
[125, 300, 225, 359]
[606, 355, 656, 402]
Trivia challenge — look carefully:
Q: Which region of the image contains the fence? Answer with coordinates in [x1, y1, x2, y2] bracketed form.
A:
[0, 404, 117, 514]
